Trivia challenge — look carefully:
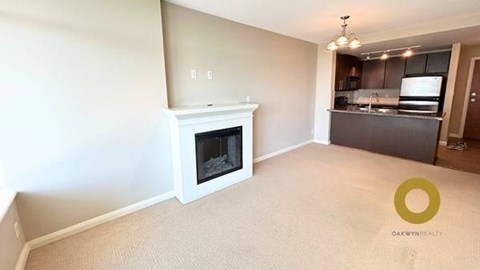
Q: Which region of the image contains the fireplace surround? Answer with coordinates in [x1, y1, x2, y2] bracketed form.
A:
[165, 103, 259, 204]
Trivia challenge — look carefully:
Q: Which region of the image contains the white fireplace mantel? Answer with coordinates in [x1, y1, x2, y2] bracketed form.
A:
[165, 103, 259, 204]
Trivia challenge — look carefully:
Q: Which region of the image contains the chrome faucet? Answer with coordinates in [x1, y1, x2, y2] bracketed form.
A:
[368, 92, 380, 113]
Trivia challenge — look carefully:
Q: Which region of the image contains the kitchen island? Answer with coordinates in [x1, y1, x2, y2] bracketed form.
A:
[329, 108, 444, 164]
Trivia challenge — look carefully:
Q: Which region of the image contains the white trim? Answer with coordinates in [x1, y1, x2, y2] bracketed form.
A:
[27, 191, 175, 250]
[439, 43, 461, 143]
[314, 140, 331, 145]
[439, 141, 448, 146]
[459, 57, 480, 138]
[253, 140, 313, 163]
[449, 133, 462, 138]
[14, 243, 30, 270]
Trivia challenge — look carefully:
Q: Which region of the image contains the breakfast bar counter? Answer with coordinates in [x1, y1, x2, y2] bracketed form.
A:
[329, 108, 444, 164]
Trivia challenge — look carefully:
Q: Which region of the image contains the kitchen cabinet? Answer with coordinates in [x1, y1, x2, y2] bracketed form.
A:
[405, 54, 427, 75]
[335, 54, 362, 90]
[330, 111, 442, 164]
[405, 52, 451, 75]
[384, 57, 406, 89]
[426, 51, 450, 74]
[362, 59, 386, 89]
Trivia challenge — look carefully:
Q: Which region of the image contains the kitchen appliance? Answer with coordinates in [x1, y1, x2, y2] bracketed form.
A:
[398, 76, 444, 113]
[346, 76, 361, 90]
[334, 96, 349, 109]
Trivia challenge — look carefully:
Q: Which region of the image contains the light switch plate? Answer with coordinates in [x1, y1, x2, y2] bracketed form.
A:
[207, 70, 213, 79]
[191, 69, 197, 79]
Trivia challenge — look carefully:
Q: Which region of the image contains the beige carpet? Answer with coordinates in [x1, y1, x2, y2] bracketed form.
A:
[25, 144, 480, 269]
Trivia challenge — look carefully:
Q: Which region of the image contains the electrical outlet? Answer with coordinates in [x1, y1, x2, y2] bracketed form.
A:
[13, 221, 21, 239]
[207, 70, 213, 79]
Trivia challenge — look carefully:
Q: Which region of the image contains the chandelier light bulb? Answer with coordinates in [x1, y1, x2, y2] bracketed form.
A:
[327, 40, 339, 51]
[381, 52, 389, 60]
[348, 38, 361, 49]
[336, 35, 349, 46]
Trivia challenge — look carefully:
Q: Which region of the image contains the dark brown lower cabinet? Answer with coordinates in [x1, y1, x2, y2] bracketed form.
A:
[330, 112, 442, 164]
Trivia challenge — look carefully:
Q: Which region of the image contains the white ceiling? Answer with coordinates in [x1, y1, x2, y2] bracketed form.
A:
[340, 25, 480, 58]
[165, 0, 480, 44]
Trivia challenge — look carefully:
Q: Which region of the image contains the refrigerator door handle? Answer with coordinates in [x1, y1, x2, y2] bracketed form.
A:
[399, 100, 439, 105]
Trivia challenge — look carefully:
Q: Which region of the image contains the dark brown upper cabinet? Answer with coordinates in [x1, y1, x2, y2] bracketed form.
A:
[384, 57, 406, 89]
[335, 54, 363, 91]
[405, 54, 427, 75]
[405, 52, 451, 75]
[362, 59, 386, 89]
[426, 51, 451, 74]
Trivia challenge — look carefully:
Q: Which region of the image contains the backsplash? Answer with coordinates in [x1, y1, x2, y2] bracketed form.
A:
[335, 89, 400, 106]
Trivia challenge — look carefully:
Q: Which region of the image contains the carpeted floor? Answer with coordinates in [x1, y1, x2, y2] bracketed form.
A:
[25, 144, 480, 269]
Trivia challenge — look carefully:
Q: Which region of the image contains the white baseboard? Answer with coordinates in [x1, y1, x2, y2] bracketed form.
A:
[439, 141, 448, 146]
[449, 133, 462, 138]
[314, 139, 331, 145]
[14, 243, 30, 270]
[253, 140, 313, 163]
[27, 191, 175, 251]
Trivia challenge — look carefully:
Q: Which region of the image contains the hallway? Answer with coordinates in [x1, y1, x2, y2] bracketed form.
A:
[436, 138, 480, 175]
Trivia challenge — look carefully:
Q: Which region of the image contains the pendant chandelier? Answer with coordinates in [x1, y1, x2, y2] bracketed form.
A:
[326, 15, 361, 51]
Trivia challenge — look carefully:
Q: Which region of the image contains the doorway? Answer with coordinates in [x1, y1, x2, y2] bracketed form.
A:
[436, 58, 480, 175]
[463, 59, 480, 140]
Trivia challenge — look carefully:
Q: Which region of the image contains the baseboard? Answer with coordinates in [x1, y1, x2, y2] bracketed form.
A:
[314, 139, 331, 145]
[27, 191, 175, 250]
[253, 140, 313, 163]
[449, 133, 462, 138]
[14, 243, 30, 270]
[439, 141, 448, 146]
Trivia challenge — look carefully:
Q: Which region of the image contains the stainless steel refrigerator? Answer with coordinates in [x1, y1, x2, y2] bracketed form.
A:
[398, 76, 444, 113]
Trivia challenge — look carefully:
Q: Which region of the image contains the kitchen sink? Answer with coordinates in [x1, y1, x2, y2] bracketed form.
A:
[349, 106, 397, 114]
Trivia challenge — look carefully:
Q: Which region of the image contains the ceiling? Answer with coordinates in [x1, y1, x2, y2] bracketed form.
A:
[165, 0, 480, 44]
[339, 25, 480, 58]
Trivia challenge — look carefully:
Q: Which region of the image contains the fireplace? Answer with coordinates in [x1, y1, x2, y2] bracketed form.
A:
[165, 103, 258, 204]
[195, 126, 243, 185]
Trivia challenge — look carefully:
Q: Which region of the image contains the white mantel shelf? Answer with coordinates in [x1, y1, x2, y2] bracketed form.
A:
[165, 103, 259, 204]
[164, 103, 259, 119]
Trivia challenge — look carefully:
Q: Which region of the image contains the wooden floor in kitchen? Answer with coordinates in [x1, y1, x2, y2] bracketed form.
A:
[436, 138, 480, 175]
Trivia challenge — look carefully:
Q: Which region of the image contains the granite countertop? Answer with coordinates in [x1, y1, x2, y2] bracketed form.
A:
[328, 107, 444, 120]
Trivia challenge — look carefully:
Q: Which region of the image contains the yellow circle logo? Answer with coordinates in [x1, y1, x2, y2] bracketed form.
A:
[394, 177, 440, 224]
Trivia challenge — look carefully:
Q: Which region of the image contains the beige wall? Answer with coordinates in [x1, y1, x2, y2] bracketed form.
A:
[162, 3, 318, 157]
[313, 46, 335, 143]
[0, 200, 25, 270]
[449, 44, 480, 136]
[0, 0, 173, 240]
